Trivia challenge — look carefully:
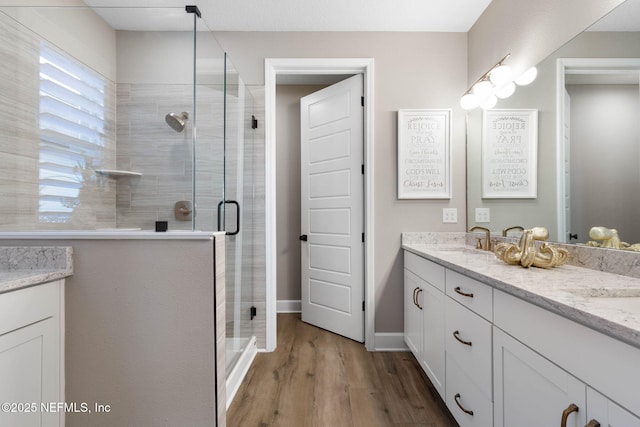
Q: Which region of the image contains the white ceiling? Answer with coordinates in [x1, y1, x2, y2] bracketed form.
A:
[82, 0, 493, 32]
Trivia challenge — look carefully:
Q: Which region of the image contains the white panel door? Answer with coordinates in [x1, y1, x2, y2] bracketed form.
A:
[300, 74, 364, 342]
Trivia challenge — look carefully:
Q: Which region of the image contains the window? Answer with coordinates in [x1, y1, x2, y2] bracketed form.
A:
[38, 44, 106, 223]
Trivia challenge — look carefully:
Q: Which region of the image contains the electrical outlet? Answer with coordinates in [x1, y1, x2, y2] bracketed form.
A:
[443, 208, 458, 223]
[475, 207, 491, 223]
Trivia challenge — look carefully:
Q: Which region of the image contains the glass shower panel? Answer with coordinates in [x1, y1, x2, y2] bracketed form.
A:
[223, 54, 256, 373]
[193, 21, 226, 232]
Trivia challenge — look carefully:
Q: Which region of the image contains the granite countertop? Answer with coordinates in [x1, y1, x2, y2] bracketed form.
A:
[402, 235, 640, 350]
[0, 246, 73, 294]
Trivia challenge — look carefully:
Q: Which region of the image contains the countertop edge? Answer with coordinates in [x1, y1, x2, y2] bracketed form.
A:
[0, 269, 73, 295]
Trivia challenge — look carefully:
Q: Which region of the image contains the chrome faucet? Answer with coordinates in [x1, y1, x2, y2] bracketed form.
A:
[502, 225, 524, 237]
[469, 226, 492, 251]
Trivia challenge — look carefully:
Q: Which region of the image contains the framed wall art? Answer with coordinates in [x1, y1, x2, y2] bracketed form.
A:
[397, 109, 451, 199]
[482, 109, 538, 198]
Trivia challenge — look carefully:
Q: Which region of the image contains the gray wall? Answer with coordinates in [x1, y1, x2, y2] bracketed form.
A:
[214, 32, 469, 333]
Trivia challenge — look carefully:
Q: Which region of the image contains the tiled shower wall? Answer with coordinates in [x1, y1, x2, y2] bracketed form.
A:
[0, 11, 117, 231]
[115, 83, 225, 231]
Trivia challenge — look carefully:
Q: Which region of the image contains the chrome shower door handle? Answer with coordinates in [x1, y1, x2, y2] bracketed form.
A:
[217, 200, 240, 236]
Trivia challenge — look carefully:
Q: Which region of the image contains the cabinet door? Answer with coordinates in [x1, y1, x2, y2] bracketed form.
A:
[404, 269, 422, 358]
[494, 327, 586, 427]
[587, 388, 640, 427]
[0, 318, 61, 427]
[421, 281, 445, 398]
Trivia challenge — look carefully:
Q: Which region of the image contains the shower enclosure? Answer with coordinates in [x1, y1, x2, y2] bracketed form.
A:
[0, 2, 260, 407]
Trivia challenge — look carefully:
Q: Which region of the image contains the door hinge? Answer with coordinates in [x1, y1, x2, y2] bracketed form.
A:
[361, 96, 364, 107]
[250, 306, 257, 320]
[251, 115, 258, 129]
[362, 232, 365, 243]
[361, 164, 364, 175]
[362, 301, 365, 311]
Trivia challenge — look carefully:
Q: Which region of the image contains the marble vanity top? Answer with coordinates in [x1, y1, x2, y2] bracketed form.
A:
[0, 246, 73, 294]
[402, 233, 640, 350]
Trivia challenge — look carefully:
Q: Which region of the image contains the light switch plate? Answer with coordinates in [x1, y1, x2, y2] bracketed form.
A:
[475, 207, 491, 223]
[443, 208, 458, 223]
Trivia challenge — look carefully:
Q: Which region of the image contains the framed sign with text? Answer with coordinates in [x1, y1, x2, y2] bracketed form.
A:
[482, 109, 538, 198]
[397, 109, 451, 199]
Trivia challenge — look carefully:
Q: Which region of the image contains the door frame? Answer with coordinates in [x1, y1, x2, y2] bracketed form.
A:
[265, 58, 375, 351]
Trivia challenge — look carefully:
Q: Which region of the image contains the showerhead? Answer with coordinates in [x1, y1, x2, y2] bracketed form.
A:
[165, 112, 189, 133]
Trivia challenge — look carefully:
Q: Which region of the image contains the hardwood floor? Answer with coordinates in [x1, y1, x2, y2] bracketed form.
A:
[227, 313, 458, 427]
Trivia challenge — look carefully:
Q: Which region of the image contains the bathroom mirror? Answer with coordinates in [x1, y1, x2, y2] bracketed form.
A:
[466, 0, 640, 246]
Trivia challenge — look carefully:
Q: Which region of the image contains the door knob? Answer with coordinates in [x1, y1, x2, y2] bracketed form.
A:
[299, 234, 308, 241]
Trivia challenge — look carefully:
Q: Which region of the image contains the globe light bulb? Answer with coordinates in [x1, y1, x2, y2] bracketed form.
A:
[515, 67, 538, 86]
[489, 65, 513, 86]
[460, 93, 480, 110]
[495, 81, 516, 99]
[480, 94, 497, 110]
[472, 80, 493, 98]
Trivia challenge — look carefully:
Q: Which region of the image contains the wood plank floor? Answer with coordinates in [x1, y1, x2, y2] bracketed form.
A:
[227, 313, 459, 427]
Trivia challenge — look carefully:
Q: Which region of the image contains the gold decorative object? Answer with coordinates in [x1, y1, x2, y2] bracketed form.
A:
[586, 226, 640, 251]
[494, 227, 569, 268]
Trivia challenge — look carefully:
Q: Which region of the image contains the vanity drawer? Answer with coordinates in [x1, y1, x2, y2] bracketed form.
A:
[446, 269, 492, 320]
[446, 354, 493, 427]
[404, 251, 445, 292]
[445, 297, 492, 399]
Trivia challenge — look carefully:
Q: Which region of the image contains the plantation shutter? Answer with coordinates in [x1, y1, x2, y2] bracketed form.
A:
[38, 43, 106, 223]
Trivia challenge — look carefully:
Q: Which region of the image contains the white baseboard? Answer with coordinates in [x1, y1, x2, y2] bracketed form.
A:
[277, 299, 301, 313]
[374, 332, 409, 351]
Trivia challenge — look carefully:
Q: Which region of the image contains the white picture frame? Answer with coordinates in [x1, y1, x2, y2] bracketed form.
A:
[397, 109, 451, 199]
[482, 109, 538, 198]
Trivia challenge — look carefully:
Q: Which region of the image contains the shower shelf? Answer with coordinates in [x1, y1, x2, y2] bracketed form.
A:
[95, 169, 142, 177]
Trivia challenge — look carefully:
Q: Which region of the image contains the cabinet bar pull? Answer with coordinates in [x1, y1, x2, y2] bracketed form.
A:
[560, 403, 579, 427]
[413, 287, 419, 307]
[454, 286, 474, 298]
[453, 393, 474, 416]
[585, 420, 600, 427]
[416, 288, 423, 310]
[453, 330, 472, 346]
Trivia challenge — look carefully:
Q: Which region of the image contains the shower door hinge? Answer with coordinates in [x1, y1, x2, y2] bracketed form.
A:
[361, 164, 364, 175]
[185, 5, 201, 18]
[361, 96, 364, 107]
[250, 306, 257, 320]
[362, 301, 365, 312]
[251, 115, 258, 130]
[362, 232, 365, 243]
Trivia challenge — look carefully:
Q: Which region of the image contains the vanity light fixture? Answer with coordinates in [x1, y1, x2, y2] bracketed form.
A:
[460, 53, 538, 111]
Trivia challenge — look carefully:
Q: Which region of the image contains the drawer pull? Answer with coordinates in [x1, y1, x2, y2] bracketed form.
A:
[416, 288, 423, 310]
[560, 403, 579, 427]
[453, 330, 472, 346]
[453, 393, 474, 416]
[585, 420, 600, 427]
[412, 287, 419, 307]
[454, 286, 474, 298]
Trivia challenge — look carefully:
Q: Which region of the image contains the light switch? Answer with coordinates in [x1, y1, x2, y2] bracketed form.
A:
[475, 208, 490, 223]
[443, 208, 458, 223]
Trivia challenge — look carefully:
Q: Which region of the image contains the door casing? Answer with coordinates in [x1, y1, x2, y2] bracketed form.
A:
[265, 58, 375, 351]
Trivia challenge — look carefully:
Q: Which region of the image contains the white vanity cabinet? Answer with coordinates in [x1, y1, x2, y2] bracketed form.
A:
[444, 271, 493, 427]
[494, 288, 640, 427]
[403, 246, 640, 427]
[403, 251, 446, 398]
[0, 280, 65, 427]
[493, 327, 586, 427]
